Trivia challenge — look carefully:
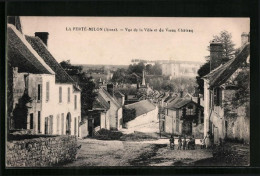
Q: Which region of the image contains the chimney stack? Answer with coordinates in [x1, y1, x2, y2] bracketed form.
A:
[180, 90, 183, 98]
[107, 84, 114, 97]
[241, 32, 249, 46]
[35, 32, 49, 47]
[210, 40, 223, 71]
[8, 16, 23, 33]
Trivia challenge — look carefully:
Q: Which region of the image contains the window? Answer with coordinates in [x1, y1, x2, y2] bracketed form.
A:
[30, 113, 34, 129]
[68, 87, 70, 102]
[61, 113, 64, 135]
[38, 111, 41, 133]
[49, 115, 53, 134]
[187, 105, 193, 115]
[46, 82, 50, 101]
[214, 88, 222, 106]
[74, 95, 77, 109]
[57, 114, 60, 134]
[59, 87, 62, 103]
[74, 117, 77, 135]
[45, 117, 48, 134]
[38, 84, 41, 100]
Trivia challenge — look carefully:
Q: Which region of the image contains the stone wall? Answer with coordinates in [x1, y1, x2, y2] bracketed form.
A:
[6, 135, 77, 167]
[226, 104, 250, 143]
[192, 123, 204, 138]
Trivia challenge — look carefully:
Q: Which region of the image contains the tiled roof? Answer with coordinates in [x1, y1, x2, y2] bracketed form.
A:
[7, 24, 54, 74]
[203, 43, 250, 88]
[98, 88, 121, 108]
[93, 93, 110, 111]
[166, 98, 191, 109]
[25, 35, 75, 84]
[124, 100, 156, 117]
[114, 90, 125, 99]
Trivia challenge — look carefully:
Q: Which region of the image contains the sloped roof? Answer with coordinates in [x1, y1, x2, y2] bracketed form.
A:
[98, 88, 121, 108]
[7, 24, 54, 74]
[93, 93, 110, 111]
[124, 100, 156, 117]
[114, 90, 125, 99]
[166, 97, 202, 110]
[203, 43, 250, 88]
[25, 35, 75, 84]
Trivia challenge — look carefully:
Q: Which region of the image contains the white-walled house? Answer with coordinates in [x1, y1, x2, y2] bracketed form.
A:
[98, 85, 123, 130]
[203, 36, 250, 144]
[123, 100, 158, 128]
[7, 20, 82, 137]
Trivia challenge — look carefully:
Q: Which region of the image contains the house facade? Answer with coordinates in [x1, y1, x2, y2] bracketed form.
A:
[8, 18, 81, 137]
[98, 85, 123, 130]
[203, 34, 250, 144]
[164, 98, 204, 137]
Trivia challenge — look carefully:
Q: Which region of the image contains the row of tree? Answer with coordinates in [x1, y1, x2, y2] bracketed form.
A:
[111, 62, 162, 84]
[60, 60, 97, 118]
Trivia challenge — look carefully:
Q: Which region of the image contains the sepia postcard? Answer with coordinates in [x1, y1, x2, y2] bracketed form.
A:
[6, 16, 250, 168]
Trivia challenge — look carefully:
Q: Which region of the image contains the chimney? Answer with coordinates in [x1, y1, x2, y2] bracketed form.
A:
[8, 16, 23, 33]
[35, 32, 49, 47]
[241, 32, 249, 46]
[180, 90, 183, 98]
[107, 84, 114, 96]
[210, 40, 223, 71]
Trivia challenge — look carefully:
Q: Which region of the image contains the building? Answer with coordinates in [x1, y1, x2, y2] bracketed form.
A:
[97, 85, 123, 130]
[164, 97, 204, 137]
[7, 17, 81, 137]
[123, 100, 158, 129]
[161, 60, 202, 78]
[203, 34, 250, 144]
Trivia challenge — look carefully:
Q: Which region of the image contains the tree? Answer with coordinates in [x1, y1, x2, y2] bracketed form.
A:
[111, 68, 127, 83]
[60, 60, 83, 75]
[60, 60, 97, 117]
[197, 31, 236, 94]
[78, 74, 97, 117]
[212, 30, 236, 60]
[196, 61, 210, 94]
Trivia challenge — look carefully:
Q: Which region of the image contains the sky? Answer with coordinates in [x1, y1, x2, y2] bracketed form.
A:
[20, 17, 250, 65]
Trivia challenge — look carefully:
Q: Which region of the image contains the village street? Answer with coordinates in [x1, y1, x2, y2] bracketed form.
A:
[61, 138, 213, 167]
[61, 122, 213, 167]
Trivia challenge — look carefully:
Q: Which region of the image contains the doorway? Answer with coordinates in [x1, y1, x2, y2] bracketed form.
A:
[66, 112, 71, 135]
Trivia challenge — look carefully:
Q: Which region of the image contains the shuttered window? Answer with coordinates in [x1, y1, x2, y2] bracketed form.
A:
[46, 82, 49, 101]
[68, 87, 70, 103]
[61, 113, 64, 135]
[38, 84, 41, 100]
[74, 95, 77, 110]
[57, 114, 60, 134]
[59, 87, 62, 103]
[38, 111, 41, 133]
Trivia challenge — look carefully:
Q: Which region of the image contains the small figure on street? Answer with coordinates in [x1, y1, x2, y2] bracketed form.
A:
[178, 136, 182, 150]
[169, 135, 174, 150]
[188, 136, 195, 150]
[182, 136, 187, 150]
[204, 131, 212, 149]
[200, 138, 206, 149]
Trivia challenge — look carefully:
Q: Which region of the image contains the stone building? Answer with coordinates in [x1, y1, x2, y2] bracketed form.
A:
[7, 18, 81, 137]
[203, 33, 250, 144]
[161, 60, 201, 78]
[164, 97, 203, 137]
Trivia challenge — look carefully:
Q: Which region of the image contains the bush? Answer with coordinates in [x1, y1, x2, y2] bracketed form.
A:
[95, 129, 123, 140]
[120, 131, 158, 141]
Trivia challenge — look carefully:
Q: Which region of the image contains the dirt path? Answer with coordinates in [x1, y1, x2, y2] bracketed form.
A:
[61, 138, 213, 167]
